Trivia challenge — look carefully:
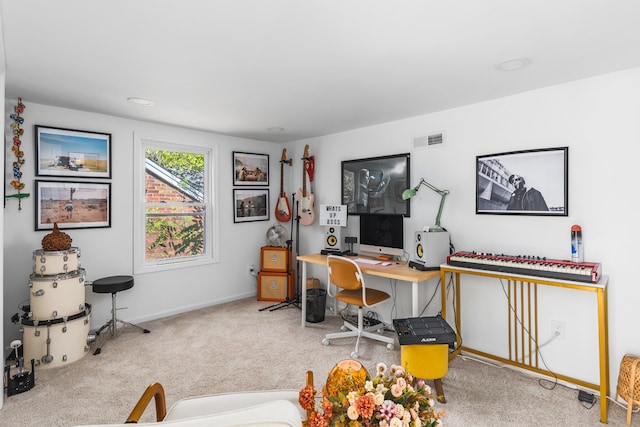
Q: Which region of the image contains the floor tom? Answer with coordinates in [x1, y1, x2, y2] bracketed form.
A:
[21, 305, 91, 369]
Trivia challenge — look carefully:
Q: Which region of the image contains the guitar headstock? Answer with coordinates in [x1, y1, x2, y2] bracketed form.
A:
[302, 144, 310, 161]
[281, 148, 292, 166]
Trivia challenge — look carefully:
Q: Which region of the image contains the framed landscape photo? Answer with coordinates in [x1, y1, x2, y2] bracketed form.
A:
[233, 188, 269, 223]
[233, 151, 269, 186]
[35, 125, 112, 178]
[476, 147, 568, 216]
[35, 180, 111, 230]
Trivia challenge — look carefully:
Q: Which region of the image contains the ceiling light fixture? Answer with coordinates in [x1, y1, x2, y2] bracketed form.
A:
[127, 97, 154, 106]
[494, 57, 531, 71]
[267, 127, 285, 132]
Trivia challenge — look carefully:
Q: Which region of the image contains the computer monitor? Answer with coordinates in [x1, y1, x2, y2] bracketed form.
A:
[359, 214, 404, 258]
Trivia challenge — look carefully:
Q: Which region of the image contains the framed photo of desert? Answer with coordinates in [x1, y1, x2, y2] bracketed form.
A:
[476, 147, 568, 216]
[35, 180, 111, 230]
[233, 188, 269, 223]
[233, 151, 269, 186]
[35, 125, 112, 178]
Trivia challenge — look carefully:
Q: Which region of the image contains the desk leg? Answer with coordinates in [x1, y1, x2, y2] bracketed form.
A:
[301, 261, 308, 328]
[598, 287, 609, 424]
[412, 281, 419, 317]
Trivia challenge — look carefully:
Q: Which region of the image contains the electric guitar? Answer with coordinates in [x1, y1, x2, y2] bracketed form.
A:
[275, 148, 292, 222]
[297, 144, 315, 225]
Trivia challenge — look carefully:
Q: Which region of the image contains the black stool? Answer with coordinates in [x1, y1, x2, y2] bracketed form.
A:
[92, 275, 150, 355]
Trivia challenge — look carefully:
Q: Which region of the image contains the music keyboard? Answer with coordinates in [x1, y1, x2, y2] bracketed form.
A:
[446, 251, 601, 283]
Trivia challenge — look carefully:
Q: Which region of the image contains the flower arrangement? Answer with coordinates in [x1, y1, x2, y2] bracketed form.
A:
[299, 360, 444, 427]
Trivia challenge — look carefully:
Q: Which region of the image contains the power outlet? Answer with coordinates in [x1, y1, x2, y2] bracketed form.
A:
[552, 320, 565, 340]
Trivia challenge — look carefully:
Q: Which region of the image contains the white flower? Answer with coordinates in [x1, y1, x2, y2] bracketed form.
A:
[394, 404, 405, 419]
[376, 383, 389, 394]
[391, 383, 404, 397]
[346, 391, 358, 405]
[376, 363, 387, 375]
[364, 380, 374, 392]
[347, 405, 359, 420]
[396, 377, 407, 390]
[374, 392, 385, 405]
[389, 417, 403, 427]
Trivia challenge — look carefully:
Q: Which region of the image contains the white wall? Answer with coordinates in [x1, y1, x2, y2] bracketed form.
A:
[285, 67, 640, 391]
[3, 102, 282, 354]
[3, 66, 638, 397]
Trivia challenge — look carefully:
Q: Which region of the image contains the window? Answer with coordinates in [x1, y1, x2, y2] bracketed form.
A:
[134, 136, 216, 273]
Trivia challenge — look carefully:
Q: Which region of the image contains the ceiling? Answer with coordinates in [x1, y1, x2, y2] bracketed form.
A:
[1, 1, 640, 143]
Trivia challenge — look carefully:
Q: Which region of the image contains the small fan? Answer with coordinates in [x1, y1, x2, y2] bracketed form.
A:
[266, 224, 288, 247]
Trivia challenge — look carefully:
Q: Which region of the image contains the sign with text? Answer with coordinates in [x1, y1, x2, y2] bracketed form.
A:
[319, 204, 347, 226]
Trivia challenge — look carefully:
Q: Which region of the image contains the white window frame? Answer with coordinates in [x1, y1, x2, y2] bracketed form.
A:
[133, 133, 218, 274]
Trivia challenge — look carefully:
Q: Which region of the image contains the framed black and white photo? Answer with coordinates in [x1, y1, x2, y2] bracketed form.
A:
[476, 147, 568, 216]
[233, 188, 270, 223]
[35, 125, 112, 178]
[341, 153, 410, 216]
[35, 180, 111, 230]
[233, 151, 269, 186]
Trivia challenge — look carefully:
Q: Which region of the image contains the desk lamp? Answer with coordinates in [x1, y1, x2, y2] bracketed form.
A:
[402, 178, 449, 232]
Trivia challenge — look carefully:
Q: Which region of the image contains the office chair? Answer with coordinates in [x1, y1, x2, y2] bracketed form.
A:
[321, 255, 395, 358]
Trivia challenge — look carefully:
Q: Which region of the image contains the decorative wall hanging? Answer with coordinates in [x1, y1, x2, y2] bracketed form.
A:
[6, 98, 29, 209]
[35, 125, 112, 179]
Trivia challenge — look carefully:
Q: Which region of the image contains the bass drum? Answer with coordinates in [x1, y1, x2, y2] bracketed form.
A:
[32, 247, 81, 276]
[21, 305, 91, 369]
[28, 268, 86, 320]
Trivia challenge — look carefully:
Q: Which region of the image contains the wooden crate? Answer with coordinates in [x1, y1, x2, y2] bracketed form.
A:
[260, 246, 291, 272]
[257, 271, 294, 302]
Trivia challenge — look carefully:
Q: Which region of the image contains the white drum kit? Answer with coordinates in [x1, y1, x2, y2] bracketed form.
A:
[16, 247, 93, 369]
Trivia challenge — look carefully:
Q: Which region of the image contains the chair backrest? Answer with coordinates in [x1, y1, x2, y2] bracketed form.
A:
[327, 255, 364, 292]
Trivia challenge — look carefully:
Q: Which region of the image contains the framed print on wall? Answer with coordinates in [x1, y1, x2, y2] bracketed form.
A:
[341, 153, 411, 216]
[476, 147, 568, 216]
[35, 125, 112, 179]
[233, 151, 269, 186]
[233, 188, 269, 223]
[35, 180, 111, 230]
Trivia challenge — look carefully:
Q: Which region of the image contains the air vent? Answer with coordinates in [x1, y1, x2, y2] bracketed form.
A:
[411, 132, 444, 149]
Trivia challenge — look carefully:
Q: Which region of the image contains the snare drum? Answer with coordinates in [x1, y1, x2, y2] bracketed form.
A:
[21, 305, 91, 369]
[28, 268, 86, 320]
[33, 247, 81, 275]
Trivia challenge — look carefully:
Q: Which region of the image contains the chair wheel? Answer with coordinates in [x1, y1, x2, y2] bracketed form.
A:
[386, 343, 394, 350]
[376, 328, 384, 333]
[322, 339, 330, 346]
[340, 325, 348, 331]
[350, 351, 359, 359]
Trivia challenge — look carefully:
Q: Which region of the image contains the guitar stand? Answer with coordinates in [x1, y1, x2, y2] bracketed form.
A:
[259, 196, 302, 312]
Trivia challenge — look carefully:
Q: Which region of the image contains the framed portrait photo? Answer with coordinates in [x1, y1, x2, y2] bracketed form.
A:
[233, 151, 269, 186]
[35, 125, 112, 179]
[233, 188, 269, 223]
[35, 180, 111, 230]
[476, 147, 568, 216]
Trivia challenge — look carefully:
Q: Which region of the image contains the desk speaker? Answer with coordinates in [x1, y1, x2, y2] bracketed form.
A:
[413, 231, 450, 268]
[324, 226, 344, 251]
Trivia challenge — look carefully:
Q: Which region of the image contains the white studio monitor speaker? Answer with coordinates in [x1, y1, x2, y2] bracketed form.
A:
[410, 230, 450, 270]
[322, 226, 345, 254]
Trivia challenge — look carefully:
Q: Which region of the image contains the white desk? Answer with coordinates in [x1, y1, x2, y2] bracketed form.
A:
[297, 253, 441, 328]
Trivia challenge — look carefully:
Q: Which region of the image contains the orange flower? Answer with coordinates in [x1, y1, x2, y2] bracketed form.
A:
[308, 411, 328, 427]
[355, 394, 375, 418]
[299, 385, 316, 410]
